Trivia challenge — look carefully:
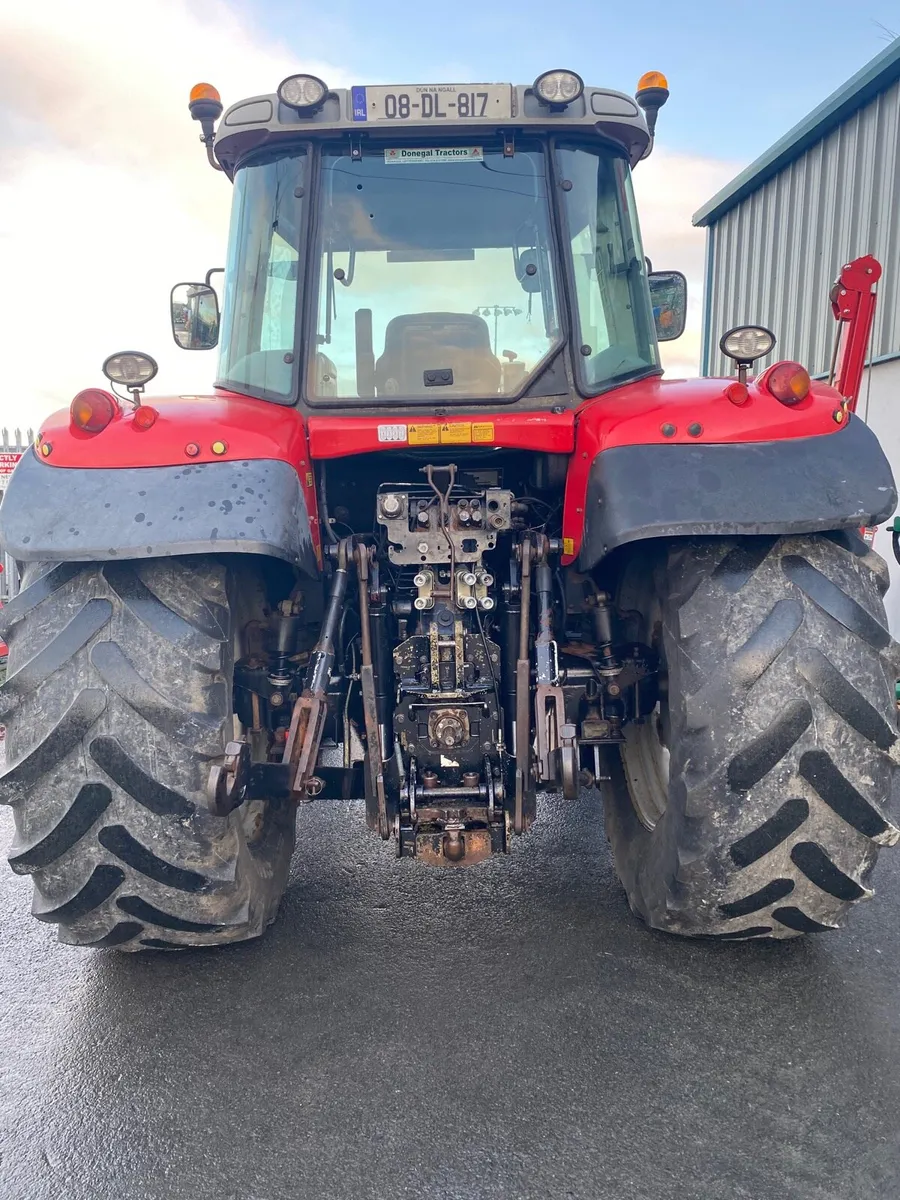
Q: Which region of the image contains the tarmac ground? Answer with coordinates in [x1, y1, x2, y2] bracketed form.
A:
[1, 789, 899, 1200]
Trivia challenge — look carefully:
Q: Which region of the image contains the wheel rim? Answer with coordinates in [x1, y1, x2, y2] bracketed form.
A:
[622, 708, 670, 830]
[618, 578, 671, 831]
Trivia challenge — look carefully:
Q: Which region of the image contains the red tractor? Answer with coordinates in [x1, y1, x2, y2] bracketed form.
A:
[0, 70, 896, 951]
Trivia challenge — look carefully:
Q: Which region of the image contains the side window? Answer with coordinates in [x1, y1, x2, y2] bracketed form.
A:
[569, 223, 612, 357]
[260, 235, 299, 352]
[217, 153, 305, 399]
[557, 145, 658, 392]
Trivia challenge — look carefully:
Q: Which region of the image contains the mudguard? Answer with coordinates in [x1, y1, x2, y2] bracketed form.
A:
[0, 452, 319, 576]
[577, 414, 897, 569]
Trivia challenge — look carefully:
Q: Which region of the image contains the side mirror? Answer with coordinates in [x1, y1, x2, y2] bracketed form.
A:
[648, 270, 687, 341]
[170, 283, 220, 350]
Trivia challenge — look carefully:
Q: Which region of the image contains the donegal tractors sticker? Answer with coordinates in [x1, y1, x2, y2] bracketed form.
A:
[383, 146, 484, 164]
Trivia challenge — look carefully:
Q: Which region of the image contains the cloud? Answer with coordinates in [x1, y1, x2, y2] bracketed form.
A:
[0, 0, 346, 432]
[0, 3, 740, 435]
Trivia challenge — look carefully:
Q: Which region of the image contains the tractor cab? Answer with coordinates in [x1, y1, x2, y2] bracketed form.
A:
[179, 72, 685, 412]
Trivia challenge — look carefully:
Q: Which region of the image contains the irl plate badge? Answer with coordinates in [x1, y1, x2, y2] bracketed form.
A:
[351, 86, 368, 121]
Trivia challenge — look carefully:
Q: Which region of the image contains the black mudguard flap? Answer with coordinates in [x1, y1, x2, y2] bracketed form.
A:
[0, 453, 319, 577]
[579, 415, 897, 569]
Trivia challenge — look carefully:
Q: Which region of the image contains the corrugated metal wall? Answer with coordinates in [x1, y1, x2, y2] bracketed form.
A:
[704, 76, 900, 378]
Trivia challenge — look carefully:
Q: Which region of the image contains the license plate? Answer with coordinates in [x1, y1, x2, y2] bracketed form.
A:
[352, 83, 511, 122]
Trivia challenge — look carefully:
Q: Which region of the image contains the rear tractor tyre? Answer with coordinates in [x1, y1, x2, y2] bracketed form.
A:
[604, 533, 900, 940]
[0, 557, 295, 951]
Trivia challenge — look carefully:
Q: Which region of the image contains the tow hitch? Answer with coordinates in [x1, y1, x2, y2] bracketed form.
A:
[396, 756, 508, 865]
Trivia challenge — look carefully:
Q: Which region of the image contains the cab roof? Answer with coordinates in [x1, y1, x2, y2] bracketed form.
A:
[213, 82, 651, 176]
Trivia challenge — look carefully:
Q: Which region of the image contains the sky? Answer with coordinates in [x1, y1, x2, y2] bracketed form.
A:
[0, 0, 897, 434]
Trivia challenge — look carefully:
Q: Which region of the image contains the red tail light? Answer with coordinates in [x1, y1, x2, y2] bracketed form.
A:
[724, 381, 749, 406]
[70, 389, 118, 433]
[132, 405, 159, 430]
[765, 361, 810, 405]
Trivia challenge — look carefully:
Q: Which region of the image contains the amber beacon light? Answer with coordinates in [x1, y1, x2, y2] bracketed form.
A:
[635, 71, 670, 136]
[189, 82, 223, 121]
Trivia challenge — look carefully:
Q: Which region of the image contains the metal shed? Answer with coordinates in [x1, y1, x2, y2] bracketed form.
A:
[693, 37, 900, 626]
[695, 36, 900, 379]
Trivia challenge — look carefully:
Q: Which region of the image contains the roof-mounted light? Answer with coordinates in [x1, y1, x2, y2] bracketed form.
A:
[188, 82, 223, 124]
[637, 71, 669, 93]
[635, 70, 669, 138]
[188, 83, 225, 173]
[533, 69, 584, 108]
[278, 74, 329, 113]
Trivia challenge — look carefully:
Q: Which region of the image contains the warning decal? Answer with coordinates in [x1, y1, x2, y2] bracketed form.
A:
[439, 422, 471, 444]
[378, 421, 496, 446]
[408, 423, 440, 445]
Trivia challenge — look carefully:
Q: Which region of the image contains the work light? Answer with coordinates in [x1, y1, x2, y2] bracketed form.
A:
[102, 351, 158, 390]
[533, 70, 584, 108]
[278, 74, 329, 112]
[719, 326, 776, 364]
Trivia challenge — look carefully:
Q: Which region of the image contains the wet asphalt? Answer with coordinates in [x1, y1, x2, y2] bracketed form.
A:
[0, 789, 899, 1200]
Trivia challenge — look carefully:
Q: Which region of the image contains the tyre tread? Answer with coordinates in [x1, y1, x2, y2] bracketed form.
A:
[606, 533, 899, 940]
[0, 559, 295, 951]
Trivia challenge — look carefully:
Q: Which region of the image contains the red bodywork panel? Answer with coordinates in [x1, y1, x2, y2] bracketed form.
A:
[38, 390, 310, 469]
[306, 411, 575, 458]
[560, 373, 845, 563]
[36, 390, 323, 569]
[34, 372, 846, 571]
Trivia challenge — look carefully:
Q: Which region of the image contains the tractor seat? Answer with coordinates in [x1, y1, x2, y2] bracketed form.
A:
[375, 313, 502, 397]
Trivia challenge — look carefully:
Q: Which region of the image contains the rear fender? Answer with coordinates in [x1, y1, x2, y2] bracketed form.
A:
[563, 376, 897, 569]
[0, 392, 321, 575]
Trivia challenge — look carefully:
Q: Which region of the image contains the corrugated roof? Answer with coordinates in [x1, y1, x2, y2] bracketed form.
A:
[693, 36, 900, 227]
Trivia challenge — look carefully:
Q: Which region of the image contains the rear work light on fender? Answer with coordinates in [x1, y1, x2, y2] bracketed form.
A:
[70, 389, 118, 433]
[765, 361, 811, 406]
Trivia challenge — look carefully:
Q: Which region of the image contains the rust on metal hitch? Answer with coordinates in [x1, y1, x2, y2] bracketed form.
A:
[415, 826, 493, 867]
[282, 692, 328, 798]
[283, 538, 352, 799]
[207, 740, 251, 816]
